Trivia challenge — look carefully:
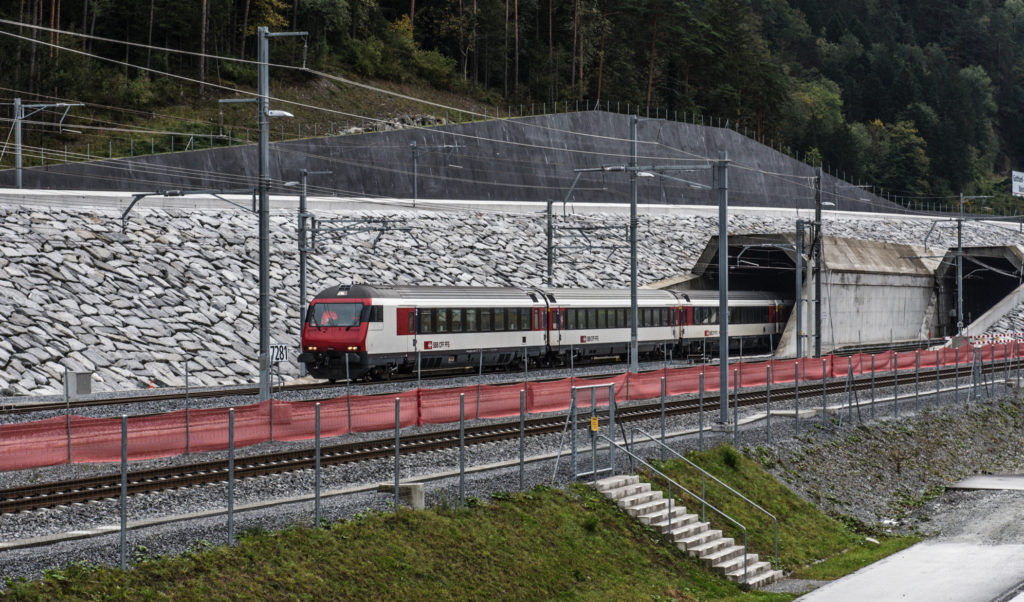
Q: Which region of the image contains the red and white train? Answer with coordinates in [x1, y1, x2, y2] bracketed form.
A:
[298, 284, 792, 380]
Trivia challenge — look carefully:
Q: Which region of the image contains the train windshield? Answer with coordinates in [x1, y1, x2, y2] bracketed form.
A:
[307, 302, 364, 327]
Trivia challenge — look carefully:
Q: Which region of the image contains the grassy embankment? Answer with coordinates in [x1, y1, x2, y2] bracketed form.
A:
[1, 445, 916, 600]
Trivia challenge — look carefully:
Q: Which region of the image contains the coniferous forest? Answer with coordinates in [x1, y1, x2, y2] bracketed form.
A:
[2, 0, 1023, 208]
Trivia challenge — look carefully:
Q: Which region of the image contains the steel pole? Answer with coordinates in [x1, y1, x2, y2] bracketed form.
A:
[411, 142, 417, 206]
[257, 26, 271, 402]
[546, 199, 554, 285]
[298, 169, 308, 376]
[314, 402, 321, 526]
[718, 150, 730, 423]
[14, 98, 22, 189]
[795, 221, 804, 359]
[814, 168, 822, 357]
[957, 193, 964, 334]
[120, 415, 127, 570]
[629, 115, 639, 372]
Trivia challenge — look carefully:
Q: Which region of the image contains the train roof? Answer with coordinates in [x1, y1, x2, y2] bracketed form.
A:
[314, 284, 538, 301]
[313, 284, 790, 304]
[539, 288, 678, 302]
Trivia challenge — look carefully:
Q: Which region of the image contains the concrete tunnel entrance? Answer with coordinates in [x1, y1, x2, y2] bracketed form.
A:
[651, 233, 942, 356]
[936, 245, 1024, 337]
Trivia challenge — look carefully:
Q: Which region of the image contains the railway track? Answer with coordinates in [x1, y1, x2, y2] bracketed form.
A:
[3, 361, 1013, 514]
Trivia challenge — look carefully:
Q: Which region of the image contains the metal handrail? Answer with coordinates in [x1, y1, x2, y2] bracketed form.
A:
[629, 427, 779, 570]
[597, 434, 750, 584]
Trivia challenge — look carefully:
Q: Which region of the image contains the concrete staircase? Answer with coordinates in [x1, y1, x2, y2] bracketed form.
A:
[594, 474, 783, 589]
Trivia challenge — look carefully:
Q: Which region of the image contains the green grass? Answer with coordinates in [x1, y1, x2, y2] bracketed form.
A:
[790, 536, 919, 580]
[2, 446, 921, 600]
[2, 485, 792, 601]
[646, 445, 920, 577]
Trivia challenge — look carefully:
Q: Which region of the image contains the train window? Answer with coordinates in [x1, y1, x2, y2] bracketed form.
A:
[408, 311, 415, 334]
[367, 305, 383, 322]
[450, 309, 463, 333]
[616, 309, 625, 329]
[507, 308, 518, 330]
[481, 308, 492, 331]
[436, 309, 449, 333]
[597, 309, 607, 329]
[420, 308, 434, 334]
[307, 302, 363, 327]
[583, 309, 593, 329]
[519, 308, 530, 330]
[494, 308, 506, 331]
[465, 308, 478, 332]
[569, 309, 578, 330]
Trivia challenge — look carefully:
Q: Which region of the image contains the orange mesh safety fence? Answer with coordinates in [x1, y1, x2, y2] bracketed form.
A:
[529, 379, 573, 413]
[6, 345, 1024, 471]
[346, 392, 417, 432]
[1, 416, 73, 471]
[624, 371, 666, 400]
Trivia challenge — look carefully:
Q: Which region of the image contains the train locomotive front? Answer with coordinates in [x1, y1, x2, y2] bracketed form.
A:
[297, 285, 377, 380]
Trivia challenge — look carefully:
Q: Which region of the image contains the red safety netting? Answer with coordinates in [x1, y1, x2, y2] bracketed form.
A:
[2, 343, 1020, 471]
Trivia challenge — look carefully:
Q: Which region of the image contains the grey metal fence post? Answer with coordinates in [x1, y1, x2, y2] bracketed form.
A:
[228, 408, 235, 546]
[821, 359, 827, 426]
[955, 346, 960, 405]
[915, 351, 920, 413]
[660, 377, 666, 460]
[1011, 341, 1019, 387]
[698, 372, 705, 451]
[478, 351, 484, 417]
[936, 350, 941, 406]
[766, 366, 772, 443]
[733, 368, 739, 444]
[870, 355, 876, 419]
[591, 389, 597, 482]
[120, 415, 128, 570]
[314, 402, 322, 527]
[184, 362, 190, 450]
[345, 352, 352, 429]
[459, 393, 466, 507]
[394, 397, 401, 507]
[893, 350, 899, 417]
[794, 362, 800, 435]
[64, 367, 72, 464]
[524, 344, 529, 399]
[609, 387, 617, 474]
[570, 388, 578, 479]
[519, 389, 525, 490]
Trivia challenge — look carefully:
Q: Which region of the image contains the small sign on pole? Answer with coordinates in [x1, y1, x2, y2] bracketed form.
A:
[269, 344, 289, 364]
[1013, 171, 1024, 198]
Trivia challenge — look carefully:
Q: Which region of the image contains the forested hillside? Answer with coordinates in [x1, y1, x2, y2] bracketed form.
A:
[2, 0, 1022, 209]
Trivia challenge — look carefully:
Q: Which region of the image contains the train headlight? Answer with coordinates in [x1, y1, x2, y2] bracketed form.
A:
[347, 345, 359, 351]
[306, 346, 318, 351]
